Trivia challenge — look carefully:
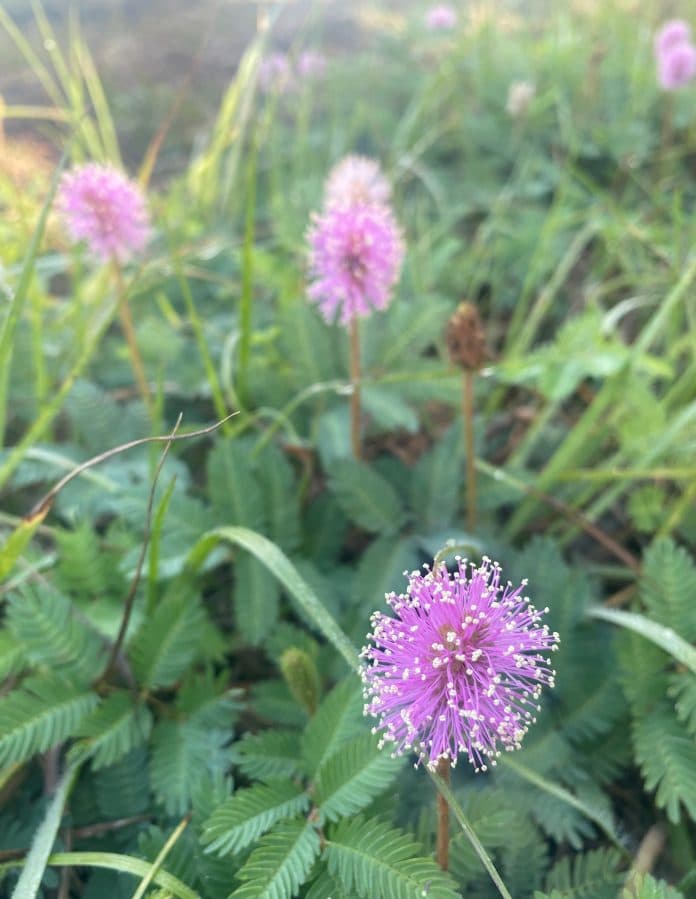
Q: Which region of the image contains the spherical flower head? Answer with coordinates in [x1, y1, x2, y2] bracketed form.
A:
[506, 80, 536, 117]
[57, 163, 150, 263]
[259, 53, 294, 94]
[325, 155, 391, 209]
[307, 202, 404, 325]
[657, 41, 696, 90]
[425, 4, 458, 31]
[361, 557, 559, 772]
[297, 50, 327, 80]
[654, 19, 692, 58]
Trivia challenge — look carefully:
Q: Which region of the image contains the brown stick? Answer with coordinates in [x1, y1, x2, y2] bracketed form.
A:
[98, 415, 182, 686]
[349, 317, 362, 460]
[436, 757, 450, 870]
[463, 370, 476, 532]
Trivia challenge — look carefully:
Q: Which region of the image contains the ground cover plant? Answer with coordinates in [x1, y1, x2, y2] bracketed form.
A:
[1, 0, 696, 896]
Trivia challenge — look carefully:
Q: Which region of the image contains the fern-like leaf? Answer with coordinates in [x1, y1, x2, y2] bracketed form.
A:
[327, 460, 406, 535]
[641, 539, 696, 641]
[314, 733, 403, 822]
[544, 847, 623, 898]
[129, 578, 207, 689]
[229, 819, 321, 899]
[5, 582, 102, 683]
[620, 874, 685, 898]
[70, 690, 153, 769]
[236, 730, 306, 781]
[302, 677, 363, 777]
[633, 702, 696, 823]
[324, 815, 460, 899]
[150, 719, 234, 816]
[0, 677, 98, 766]
[202, 781, 310, 856]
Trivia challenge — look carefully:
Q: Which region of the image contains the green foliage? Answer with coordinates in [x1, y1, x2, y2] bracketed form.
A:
[235, 730, 306, 781]
[5, 582, 102, 683]
[314, 733, 403, 822]
[324, 815, 460, 899]
[202, 782, 310, 856]
[229, 820, 321, 899]
[327, 460, 407, 535]
[128, 578, 208, 689]
[301, 678, 363, 777]
[620, 874, 685, 899]
[543, 848, 623, 898]
[0, 677, 98, 767]
[70, 691, 153, 769]
[4, 3, 696, 895]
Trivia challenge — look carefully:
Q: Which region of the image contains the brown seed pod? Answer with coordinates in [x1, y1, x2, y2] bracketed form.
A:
[445, 301, 489, 371]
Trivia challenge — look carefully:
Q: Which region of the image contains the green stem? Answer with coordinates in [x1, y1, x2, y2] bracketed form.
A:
[237, 123, 258, 407]
[350, 318, 362, 460]
[429, 769, 513, 899]
[463, 370, 476, 532]
[435, 758, 450, 871]
[170, 249, 230, 427]
[112, 260, 152, 414]
[130, 817, 190, 899]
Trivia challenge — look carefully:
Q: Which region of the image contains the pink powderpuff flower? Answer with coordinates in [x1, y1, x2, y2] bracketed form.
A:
[324, 155, 391, 210]
[362, 557, 559, 771]
[425, 4, 458, 31]
[658, 41, 696, 90]
[258, 53, 294, 94]
[296, 50, 327, 80]
[654, 19, 692, 58]
[58, 163, 150, 263]
[307, 202, 404, 325]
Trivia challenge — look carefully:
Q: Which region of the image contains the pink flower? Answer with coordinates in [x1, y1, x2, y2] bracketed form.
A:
[307, 203, 404, 325]
[362, 558, 559, 771]
[654, 19, 692, 57]
[658, 41, 696, 90]
[425, 4, 457, 31]
[58, 163, 150, 262]
[297, 50, 327, 80]
[324, 155, 391, 210]
[258, 53, 294, 94]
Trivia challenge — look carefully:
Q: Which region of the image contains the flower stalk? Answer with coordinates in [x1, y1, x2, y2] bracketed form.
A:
[435, 757, 450, 870]
[349, 317, 362, 459]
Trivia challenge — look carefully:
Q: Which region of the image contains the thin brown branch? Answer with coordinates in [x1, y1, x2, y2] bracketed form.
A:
[98, 415, 183, 686]
[28, 412, 236, 519]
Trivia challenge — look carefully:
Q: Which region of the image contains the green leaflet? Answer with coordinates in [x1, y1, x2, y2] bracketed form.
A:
[202, 781, 310, 857]
[314, 733, 403, 822]
[69, 691, 153, 770]
[632, 703, 696, 824]
[543, 847, 623, 899]
[229, 820, 321, 899]
[324, 815, 460, 899]
[0, 677, 98, 767]
[302, 677, 364, 777]
[5, 582, 102, 684]
[129, 578, 207, 689]
[235, 730, 306, 781]
[327, 460, 407, 535]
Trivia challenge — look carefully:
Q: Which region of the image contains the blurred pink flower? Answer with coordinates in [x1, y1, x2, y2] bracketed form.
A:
[425, 4, 457, 31]
[654, 19, 692, 57]
[307, 203, 404, 325]
[58, 163, 150, 262]
[658, 41, 696, 90]
[297, 50, 327, 80]
[325, 155, 391, 209]
[258, 53, 294, 94]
